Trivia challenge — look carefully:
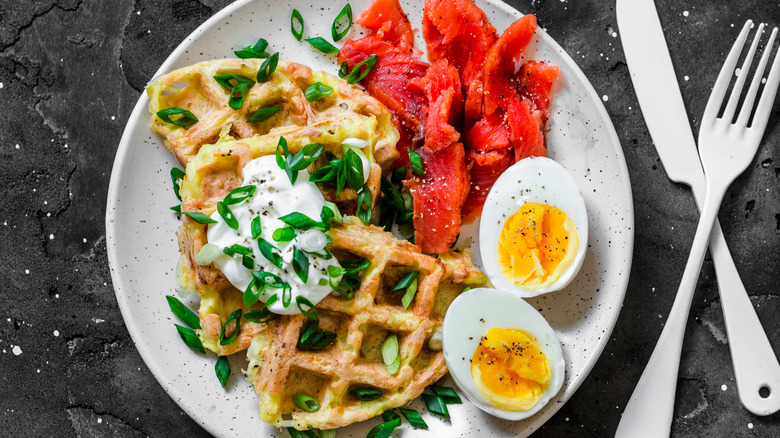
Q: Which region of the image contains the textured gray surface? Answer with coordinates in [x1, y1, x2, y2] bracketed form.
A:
[0, 0, 778, 436]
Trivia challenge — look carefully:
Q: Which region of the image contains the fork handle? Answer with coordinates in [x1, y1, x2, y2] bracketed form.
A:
[615, 186, 725, 438]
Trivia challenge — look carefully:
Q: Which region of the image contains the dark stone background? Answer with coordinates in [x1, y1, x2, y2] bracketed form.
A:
[0, 0, 778, 436]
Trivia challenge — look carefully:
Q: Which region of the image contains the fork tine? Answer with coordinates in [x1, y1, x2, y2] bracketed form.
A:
[749, 27, 780, 132]
[702, 20, 754, 125]
[722, 23, 765, 123]
[737, 27, 778, 127]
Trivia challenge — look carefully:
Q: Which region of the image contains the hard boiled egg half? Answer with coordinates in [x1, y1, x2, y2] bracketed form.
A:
[442, 288, 565, 420]
[480, 156, 588, 297]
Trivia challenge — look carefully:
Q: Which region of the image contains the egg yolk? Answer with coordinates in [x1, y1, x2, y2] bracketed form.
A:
[497, 202, 579, 289]
[470, 327, 551, 412]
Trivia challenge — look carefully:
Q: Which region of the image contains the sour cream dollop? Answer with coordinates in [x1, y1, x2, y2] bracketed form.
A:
[207, 155, 342, 315]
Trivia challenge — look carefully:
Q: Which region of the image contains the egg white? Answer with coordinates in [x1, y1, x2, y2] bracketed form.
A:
[479, 156, 588, 297]
[442, 287, 566, 421]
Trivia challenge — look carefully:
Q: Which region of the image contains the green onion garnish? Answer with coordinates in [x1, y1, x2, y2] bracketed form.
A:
[297, 320, 337, 350]
[305, 82, 334, 101]
[216, 202, 238, 230]
[170, 167, 185, 201]
[223, 185, 256, 205]
[243, 278, 262, 307]
[223, 246, 236, 257]
[292, 393, 320, 412]
[241, 254, 255, 269]
[182, 211, 217, 224]
[254, 271, 285, 288]
[195, 243, 222, 265]
[228, 244, 252, 255]
[321, 201, 343, 224]
[272, 227, 296, 242]
[331, 4, 353, 42]
[213, 74, 255, 110]
[400, 276, 418, 309]
[166, 295, 201, 329]
[279, 212, 325, 231]
[291, 9, 304, 41]
[295, 295, 317, 320]
[247, 106, 281, 123]
[430, 385, 462, 404]
[175, 324, 205, 353]
[157, 107, 198, 127]
[219, 309, 242, 346]
[258, 238, 283, 268]
[215, 356, 230, 387]
[422, 393, 449, 418]
[338, 61, 349, 78]
[366, 413, 401, 438]
[171, 205, 182, 213]
[343, 148, 364, 191]
[399, 408, 428, 429]
[256, 52, 279, 82]
[286, 428, 320, 438]
[409, 149, 424, 177]
[244, 294, 279, 323]
[346, 54, 378, 84]
[251, 216, 262, 239]
[461, 285, 472, 294]
[282, 282, 292, 307]
[357, 185, 372, 225]
[305, 37, 339, 54]
[381, 334, 400, 374]
[289, 143, 324, 172]
[382, 410, 400, 422]
[276, 135, 290, 171]
[234, 38, 269, 59]
[391, 166, 407, 183]
[393, 271, 418, 291]
[292, 246, 309, 283]
[349, 387, 383, 401]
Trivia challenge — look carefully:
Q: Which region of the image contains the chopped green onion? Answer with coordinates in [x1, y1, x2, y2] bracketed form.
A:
[215, 356, 230, 387]
[298, 320, 337, 350]
[295, 295, 317, 320]
[349, 387, 382, 401]
[195, 243, 222, 265]
[241, 254, 255, 269]
[256, 52, 280, 82]
[213, 73, 255, 110]
[422, 393, 449, 418]
[171, 204, 182, 213]
[305, 37, 339, 54]
[409, 149, 424, 177]
[319, 430, 336, 438]
[182, 211, 217, 224]
[391, 166, 407, 183]
[400, 277, 418, 309]
[223, 185, 256, 205]
[393, 271, 418, 291]
[305, 82, 334, 101]
[381, 334, 400, 374]
[282, 282, 292, 307]
[219, 309, 242, 346]
[273, 227, 296, 242]
[170, 168, 185, 201]
[292, 246, 309, 283]
[287, 428, 320, 438]
[258, 238, 283, 268]
[338, 61, 349, 78]
[276, 136, 289, 170]
[247, 106, 281, 123]
[217, 202, 239, 230]
[223, 246, 236, 257]
[254, 271, 285, 288]
[251, 216, 262, 239]
[357, 185, 372, 225]
[346, 54, 378, 84]
[166, 295, 201, 329]
[289, 143, 324, 173]
[157, 107, 198, 127]
[366, 413, 401, 438]
[321, 201, 343, 224]
[291, 9, 304, 41]
[343, 149, 364, 191]
[399, 408, 428, 429]
[430, 386, 462, 404]
[331, 4, 353, 42]
[244, 294, 279, 323]
[292, 393, 320, 412]
[228, 244, 252, 255]
[461, 285, 472, 294]
[243, 279, 262, 307]
[234, 38, 269, 59]
[175, 324, 205, 354]
[279, 212, 325, 231]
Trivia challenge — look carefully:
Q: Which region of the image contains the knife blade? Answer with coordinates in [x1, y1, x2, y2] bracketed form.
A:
[616, 0, 780, 426]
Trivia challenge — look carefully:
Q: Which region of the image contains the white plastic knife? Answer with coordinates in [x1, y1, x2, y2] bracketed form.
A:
[615, 0, 780, 435]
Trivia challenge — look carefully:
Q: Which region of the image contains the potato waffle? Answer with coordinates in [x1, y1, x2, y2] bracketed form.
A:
[147, 58, 399, 169]
[245, 217, 489, 430]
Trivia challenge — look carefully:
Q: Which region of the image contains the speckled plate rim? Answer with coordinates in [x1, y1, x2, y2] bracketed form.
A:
[106, 0, 634, 436]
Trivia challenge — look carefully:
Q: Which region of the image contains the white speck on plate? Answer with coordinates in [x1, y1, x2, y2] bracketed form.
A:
[49, 234, 54, 240]
[684, 75, 689, 81]
[24, 269, 30, 274]
[53, 330, 60, 337]
[721, 384, 727, 391]
[97, 418, 103, 424]
[12, 345, 22, 356]
[748, 423, 754, 429]
[602, 95, 609, 102]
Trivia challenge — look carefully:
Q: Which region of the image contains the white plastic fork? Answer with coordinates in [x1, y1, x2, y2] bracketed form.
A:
[616, 20, 780, 438]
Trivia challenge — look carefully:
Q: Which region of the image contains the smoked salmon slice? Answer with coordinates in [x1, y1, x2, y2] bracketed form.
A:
[355, 0, 416, 50]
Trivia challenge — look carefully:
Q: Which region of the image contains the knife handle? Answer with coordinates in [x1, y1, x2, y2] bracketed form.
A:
[710, 218, 780, 415]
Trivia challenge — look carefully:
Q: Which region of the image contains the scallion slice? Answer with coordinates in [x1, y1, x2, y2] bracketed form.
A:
[216, 202, 238, 230]
[338, 61, 349, 78]
[409, 149, 424, 177]
[241, 254, 255, 269]
[321, 201, 343, 224]
[175, 324, 205, 354]
[215, 356, 230, 387]
[243, 278, 262, 307]
[357, 185, 372, 225]
[182, 211, 217, 224]
[256, 52, 279, 82]
[393, 271, 418, 291]
[381, 334, 400, 374]
[244, 294, 279, 323]
[291, 9, 304, 41]
[430, 385, 462, 404]
[223, 185, 256, 205]
[292, 246, 309, 283]
[258, 238, 283, 268]
[195, 243, 222, 265]
[272, 227, 296, 242]
[295, 295, 317, 320]
[247, 106, 281, 123]
[219, 309, 242, 346]
[422, 393, 449, 418]
[282, 282, 292, 307]
[331, 4, 353, 42]
[366, 414, 401, 438]
[400, 277, 418, 310]
[343, 148, 364, 191]
[346, 54, 378, 84]
[213, 74, 255, 110]
[157, 107, 198, 127]
[304, 82, 334, 101]
[399, 407, 428, 429]
[349, 387, 383, 401]
[251, 216, 262, 239]
[171, 205, 182, 213]
[288, 143, 324, 172]
[279, 212, 325, 231]
[166, 295, 201, 329]
[305, 37, 339, 54]
[234, 38, 269, 59]
[254, 271, 285, 289]
[170, 167, 185, 201]
[391, 166, 407, 183]
[292, 393, 320, 412]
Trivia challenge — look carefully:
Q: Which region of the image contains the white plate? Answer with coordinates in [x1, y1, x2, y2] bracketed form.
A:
[106, 0, 634, 436]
